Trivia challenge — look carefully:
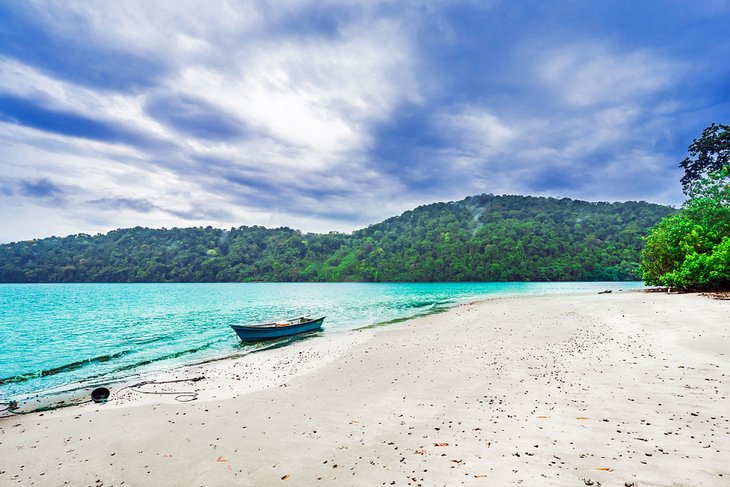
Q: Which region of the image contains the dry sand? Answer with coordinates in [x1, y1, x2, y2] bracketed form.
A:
[1, 291, 728, 486]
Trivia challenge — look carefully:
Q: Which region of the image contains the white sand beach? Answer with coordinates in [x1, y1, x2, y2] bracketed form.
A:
[1, 291, 728, 486]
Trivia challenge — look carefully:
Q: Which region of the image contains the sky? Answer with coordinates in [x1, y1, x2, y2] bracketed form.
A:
[1, 0, 729, 243]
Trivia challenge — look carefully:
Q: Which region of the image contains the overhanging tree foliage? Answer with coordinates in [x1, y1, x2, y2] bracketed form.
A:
[680, 123, 730, 193]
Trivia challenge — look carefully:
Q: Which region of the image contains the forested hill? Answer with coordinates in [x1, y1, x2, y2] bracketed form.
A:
[0, 194, 674, 283]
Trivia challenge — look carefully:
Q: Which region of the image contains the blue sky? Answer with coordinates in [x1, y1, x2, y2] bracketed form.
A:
[1, 0, 728, 242]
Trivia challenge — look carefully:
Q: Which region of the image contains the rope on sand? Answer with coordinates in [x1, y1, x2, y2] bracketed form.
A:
[0, 376, 205, 415]
[112, 376, 205, 403]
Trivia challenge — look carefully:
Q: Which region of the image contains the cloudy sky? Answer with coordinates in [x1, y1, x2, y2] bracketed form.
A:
[1, 1, 728, 242]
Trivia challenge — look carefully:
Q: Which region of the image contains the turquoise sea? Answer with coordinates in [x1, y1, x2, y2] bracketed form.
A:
[0, 282, 643, 402]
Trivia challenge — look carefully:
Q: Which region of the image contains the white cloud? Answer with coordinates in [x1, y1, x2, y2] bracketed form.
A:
[29, 0, 262, 62]
[0, 57, 173, 141]
[0, 2, 426, 241]
[0, 4, 699, 243]
[538, 45, 682, 107]
[435, 107, 514, 156]
[423, 42, 689, 204]
[168, 19, 418, 168]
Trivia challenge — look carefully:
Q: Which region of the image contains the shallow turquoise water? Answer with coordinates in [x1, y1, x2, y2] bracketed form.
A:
[0, 282, 643, 400]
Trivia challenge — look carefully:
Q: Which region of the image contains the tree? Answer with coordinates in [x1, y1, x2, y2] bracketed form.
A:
[0, 196, 672, 283]
[680, 123, 730, 192]
[642, 167, 730, 289]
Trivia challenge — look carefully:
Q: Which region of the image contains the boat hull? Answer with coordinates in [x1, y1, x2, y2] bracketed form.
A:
[231, 317, 325, 342]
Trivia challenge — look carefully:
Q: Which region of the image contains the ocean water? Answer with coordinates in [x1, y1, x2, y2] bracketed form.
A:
[0, 282, 643, 401]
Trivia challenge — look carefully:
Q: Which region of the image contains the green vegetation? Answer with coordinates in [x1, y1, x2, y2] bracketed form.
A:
[679, 123, 729, 192]
[1, 195, 673, 283]
[641, 168, 730, 290]
[642, 123, 730, 290]
[330, 196, 671, 282]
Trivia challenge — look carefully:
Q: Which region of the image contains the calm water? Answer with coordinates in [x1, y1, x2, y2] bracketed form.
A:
[0, 282, 643, 400]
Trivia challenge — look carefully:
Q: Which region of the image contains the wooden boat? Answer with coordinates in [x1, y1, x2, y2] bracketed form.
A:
[230, 316, 325, 342]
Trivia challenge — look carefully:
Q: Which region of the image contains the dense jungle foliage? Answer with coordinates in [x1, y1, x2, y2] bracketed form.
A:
[0, 194, 673, 283]
[641, 169, 730, 290]
[642, 123, 730, 290]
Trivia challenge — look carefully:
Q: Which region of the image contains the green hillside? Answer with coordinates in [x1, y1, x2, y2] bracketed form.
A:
[0, 194, 674, 282]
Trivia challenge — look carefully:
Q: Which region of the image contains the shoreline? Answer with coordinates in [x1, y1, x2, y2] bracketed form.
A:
[2, 291, 728, 485]
[1, 327, 376, 417]
[0, 288, 650, 418]
[2, 284, 640, 413]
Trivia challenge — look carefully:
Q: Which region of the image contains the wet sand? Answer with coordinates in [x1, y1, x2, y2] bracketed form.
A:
[1, 291, 728, 486]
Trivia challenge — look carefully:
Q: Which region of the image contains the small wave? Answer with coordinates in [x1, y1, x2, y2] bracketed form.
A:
[0, 350, 132, 385]
[405, 300, 437, 309]
[109, 343, 215, 373]
[132, 333, 179, 346]
[356, 308, 448, 330]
